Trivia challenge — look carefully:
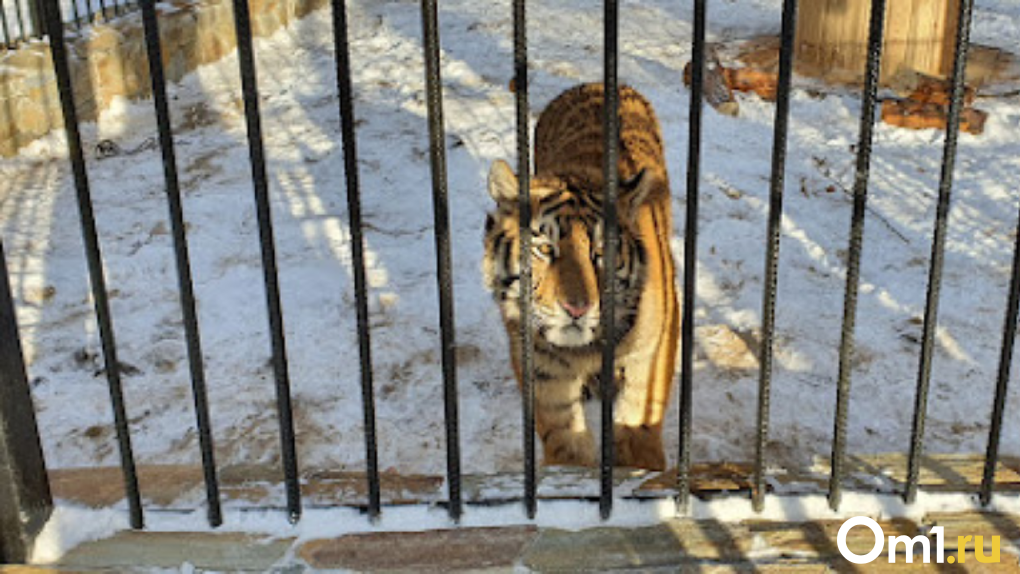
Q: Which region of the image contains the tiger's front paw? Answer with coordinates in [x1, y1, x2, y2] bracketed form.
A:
[614, 424, 665, 470]
[541, 428, 597, 467]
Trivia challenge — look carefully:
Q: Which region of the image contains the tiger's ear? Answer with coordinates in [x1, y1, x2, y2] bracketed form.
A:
[488, 159, 519, 207]
[619, 168, 658, 219]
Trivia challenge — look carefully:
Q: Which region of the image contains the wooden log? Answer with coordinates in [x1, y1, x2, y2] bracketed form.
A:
[683, 46, 740, 116]
[881, 99, 987, 135]
[723, 68, 779, 101]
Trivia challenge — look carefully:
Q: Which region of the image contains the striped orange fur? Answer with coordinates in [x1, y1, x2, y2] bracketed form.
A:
[483, 83, 679, 469]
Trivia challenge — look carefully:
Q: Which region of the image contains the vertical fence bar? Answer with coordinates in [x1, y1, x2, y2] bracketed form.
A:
[229, 0, 302, 523]
[0, 238, 53, 564]
[41, 0, 143, 529]
[828, 0, 887, 512]
[420, 0, 462, 522]
[903, 0, 973, 505]
[84, 0, 93, 26]
[97, 0, 107, 20]
[139, 0, 222, 527]
[1, 0, 12, 49]
[13, 0, 26, 42]
[331, 0, 381, 519]
[27, 0, 40, 41]
[981, 200, 1020, 506]
[70, 0, 82, 30]
[513, 0, 536, 519]
[753, 0, 798, 514]
[599, 0, 620, 521]
[678, 0, 706, 511]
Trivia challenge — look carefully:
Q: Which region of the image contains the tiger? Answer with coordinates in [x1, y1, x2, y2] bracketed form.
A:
[483, 83, 679, 470]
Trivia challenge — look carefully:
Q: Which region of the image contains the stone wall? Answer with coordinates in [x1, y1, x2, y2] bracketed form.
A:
[0, 0, 329, 157]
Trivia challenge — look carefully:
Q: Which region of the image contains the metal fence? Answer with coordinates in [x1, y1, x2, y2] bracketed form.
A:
[0, 0, 1014, 564]
[1, 0, 136, 48]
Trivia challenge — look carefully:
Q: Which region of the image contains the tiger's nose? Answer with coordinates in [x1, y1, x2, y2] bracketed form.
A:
[560, 299, 591, 319]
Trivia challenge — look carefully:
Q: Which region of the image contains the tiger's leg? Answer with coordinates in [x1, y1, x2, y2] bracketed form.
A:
[612, 346, 673, 471]
[507, 333, 596, 467]
[535, 375, 596, 467]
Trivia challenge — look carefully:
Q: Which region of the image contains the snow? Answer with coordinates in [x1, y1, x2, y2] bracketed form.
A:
[1, 0, 1019, 515]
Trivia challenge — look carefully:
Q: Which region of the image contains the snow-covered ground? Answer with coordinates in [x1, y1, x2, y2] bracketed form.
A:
[1, 0, 1019, 483]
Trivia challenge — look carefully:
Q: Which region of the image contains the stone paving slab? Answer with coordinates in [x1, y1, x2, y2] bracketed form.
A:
[926, 512, 1020, 552]
[746, 518, 921, 559]
[57, 532, 294, 571]
[297, 526, 537, 572]
[518, 523, 769, 572]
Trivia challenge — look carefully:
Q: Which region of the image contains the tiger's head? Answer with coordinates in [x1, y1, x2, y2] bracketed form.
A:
[483, 159, 658, 349]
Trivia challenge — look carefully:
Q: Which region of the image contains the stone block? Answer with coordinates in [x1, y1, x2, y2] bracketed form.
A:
[299, 526, 538, 572]
[13, 98, 55, 137]
[524, 524, 690, 571]
[58, 531, 294, 570]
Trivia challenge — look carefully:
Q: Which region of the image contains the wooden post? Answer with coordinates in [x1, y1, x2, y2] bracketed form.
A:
[796, 0, 961, 82]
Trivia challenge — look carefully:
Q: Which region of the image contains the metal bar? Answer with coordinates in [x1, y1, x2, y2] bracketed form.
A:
[678, 0, 706, 512]
[84, 0, 92, 26]
[41, 0, 143, 529]
[904, 0, 973, 505]
[753, 0, 798, 514]
[70, 0, 82, 30]
[981, 197, 1020, 506]
[331, 0, 381, 520]
[828, 0, 887, 512]
[513, 0, 536, 520]
[599, 0, 620, 521]
[13, 0, 26, 43]
[420, 0, 462, 522]
[97, 0, 106, 20]
[0, 238, 53, 564]
[1, 0, 12, 49]
[229, 0, 302, 523]
[27, 0, 40, 41]
[139, 0, 222, 527]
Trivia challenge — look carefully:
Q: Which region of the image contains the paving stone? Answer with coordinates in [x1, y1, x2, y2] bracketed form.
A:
[746, 518, 921, 560]
[57, 531, 294, 571]
[828, 554, 1020, 573]
[695, 566, 831, 574]
[521, 522, 758, 571]
[925, 512, 1020, 552]
[298, 526, 537, 572]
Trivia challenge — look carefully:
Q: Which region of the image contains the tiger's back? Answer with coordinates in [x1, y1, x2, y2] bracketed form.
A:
[535, 83, 667, 192]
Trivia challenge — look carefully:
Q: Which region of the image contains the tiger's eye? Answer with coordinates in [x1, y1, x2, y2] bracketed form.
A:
[538, 244, 554, 256]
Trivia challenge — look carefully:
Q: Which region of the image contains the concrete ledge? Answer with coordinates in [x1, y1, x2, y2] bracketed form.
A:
[0, 0, 329, 157]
